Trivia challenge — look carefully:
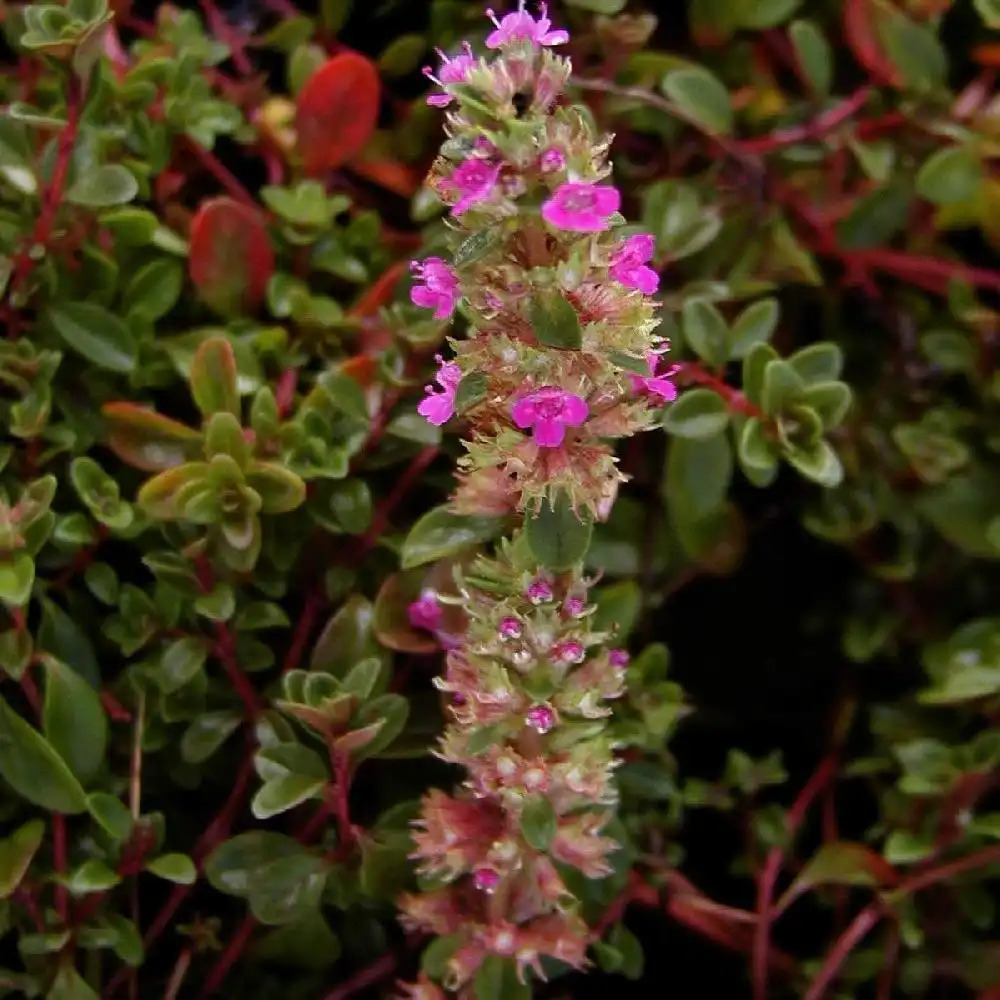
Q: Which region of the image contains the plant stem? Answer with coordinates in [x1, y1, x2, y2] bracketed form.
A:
[52, 814, 68, 922]
[197, 912, 255, 998]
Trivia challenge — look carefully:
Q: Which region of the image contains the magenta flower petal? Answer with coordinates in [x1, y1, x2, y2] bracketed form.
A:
[560, 394, 589, 425]
[417, 393, 456, 425]
[511, 396, 539, 429]
[533, 418, 566, 448]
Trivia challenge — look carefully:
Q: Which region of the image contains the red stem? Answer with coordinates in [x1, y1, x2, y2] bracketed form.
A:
[52, 814, 68, 922]
[321, 952, 400, 1000]
[280, 589, 322, 674]
[197, 912, 256, 998]
[6, 78, 83, 312]
[805, 843, 1000, 1000]
[737, 87, 871, 154]
[752, 754, 838, 1000]
[675, 362, 765, 419]
[181, 136, 257, 208]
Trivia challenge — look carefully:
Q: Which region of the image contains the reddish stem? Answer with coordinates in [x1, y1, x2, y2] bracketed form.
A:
[737, 87, 871, 154]
[182, 136, 257, 208]
[281, 589, 322, 674]
[5, 77, 83, 325]
[197, 912, 256, 998]
[321, 951, 400, 1000]
[674, 362, 765, 419]
[752, 754, 838, 1000]
[52, 814, 68, 922]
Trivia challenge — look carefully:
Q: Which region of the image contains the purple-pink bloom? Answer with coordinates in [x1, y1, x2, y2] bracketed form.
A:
[526, 578, 553, 604]
[628, 354, 679, 404]
[499, 616, 523, 639]
[473, 867, 501, 893]
[541, 182, 620, 232]
[610, 233, 659, 295]
[410, 257, 459, 320]
[526, 704, 555, 734]
[485, 2, 569, 48]
[423, 43, 476, 107]
[408, 589, 442, 633]
[511, 386, 589, 448]
[609, 649, 630, 669]
[417, 357, 462, 426]
[540, 147, 566, 173]
[449, 158, 501, 215]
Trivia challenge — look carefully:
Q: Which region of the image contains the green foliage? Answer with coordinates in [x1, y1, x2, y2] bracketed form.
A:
[1, 1, 999, 998]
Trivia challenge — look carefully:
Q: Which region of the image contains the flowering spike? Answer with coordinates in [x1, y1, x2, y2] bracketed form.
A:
[401, 4, 678, 990]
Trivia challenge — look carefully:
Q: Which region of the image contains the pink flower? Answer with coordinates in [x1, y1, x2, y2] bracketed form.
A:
[449, 158, 501, 215]
[499, 616, 523, 639]
[629, 353, 679, 403]
[539, 147, 565, 172]
[485, 2, 569, 49]
[526, 704, 555, 733]
[511, 386, 589, 447]
[417, 357, 462, 426]
[473, 867, 501, 893]
[563, 596, 585, 617]
[541, 182, 620, 232]
[609, 648, 630, 669]
[554, 640, 584, 663]
[408, 589, 442, 632]
[526, 578, 553, 603]
[610, 233, 659, 295]
[423, 42, 476, 107]
[410, 257, 459, 320]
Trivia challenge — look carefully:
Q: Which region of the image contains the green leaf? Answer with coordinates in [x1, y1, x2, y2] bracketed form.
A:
[122, 258, 184, 321]
[42, 657, 107, 785]
[400, 506, 504, 570]
[664, 433, 733, 522]
[100, 207, 158, 245]
[565, 0, 626, 13]
[802, 382, 852, 429]
[884, 830, 935, 865]
[454, 372, 488, 414]
[65, 859, 120, 895]
[65, 164, 138, 208]
[86, 792, 133, 841]
[761, 359, 803, 415]
[158, 637, 208, 692]
[525, 493, 593, 571]
[245, 462, 307, 514]
[880, 10, 947, 94]
[251, 775, 325, 819]
[452, 228, 496, 268]
[661, 389, 729, 439]
[662, 66, 733, 135]
[0, 696, 87, 813]
[729, 298, 779, 359]
[47, 963, 99, 1000]
[181, 710, 243, 764]
[47, 302, 137, 373]
[789, 19, 832, 95]
[836, 181, 912, 250]
[144, 853, 197, 884]
[529, 290, 582, 350]
[789, 343, 843, 383]
[682, 299, 728, 366]
[916, 146, 982, 207]
[520, 796, 557, 850]
[975, 0, 1000, 27]
[785, 440, 843, 488]
[253, 909, 341, 971]
[0, 819, 44, 898]
[474, 956, 531, 1000]
[738, 0, 801, 28]
[189, 337, 240, 417]
[0, 552, 35, 607]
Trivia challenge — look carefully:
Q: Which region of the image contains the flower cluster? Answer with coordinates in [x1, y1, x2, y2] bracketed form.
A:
[409, 1, 673, 520]
[399, 536, 625, 991]
[399, 4, 676, 995]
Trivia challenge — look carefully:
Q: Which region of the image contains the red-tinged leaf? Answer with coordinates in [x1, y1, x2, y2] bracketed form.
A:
[102, 403, 202, 472]
[348, 260, 407, 319]
[843, 0, 904, 87]
[137, 463, 210, 519]
[188, 197, 274, 318]
[296, 53, 380, 175]
[778, 841, 899, 911]
[347, 158, 421, 198]
[189, 337, 240, 418]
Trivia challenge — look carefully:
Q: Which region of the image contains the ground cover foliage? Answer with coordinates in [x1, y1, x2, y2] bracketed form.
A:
[2, 0, 1000, 997]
